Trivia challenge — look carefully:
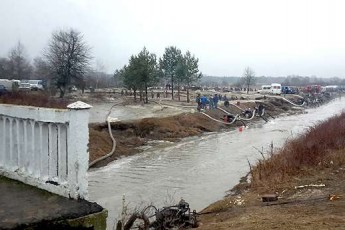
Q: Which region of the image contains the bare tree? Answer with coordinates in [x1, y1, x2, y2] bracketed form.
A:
[7, 41, 32, 80]
[45, 29, 92, 98]
[242, 67, 255, 94]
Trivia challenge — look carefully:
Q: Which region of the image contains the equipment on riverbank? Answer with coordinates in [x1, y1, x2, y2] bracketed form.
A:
[117, 199, 198, 230]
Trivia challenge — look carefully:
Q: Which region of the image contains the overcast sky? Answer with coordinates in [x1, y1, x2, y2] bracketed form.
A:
[1, 0, 345, 77]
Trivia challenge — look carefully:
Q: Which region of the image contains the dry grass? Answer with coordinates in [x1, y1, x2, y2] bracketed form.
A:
[88, 128, 113, 162]
[0, 91, 68, 109]
[108, 112, 224, 140]
[251, 112, 345, 191]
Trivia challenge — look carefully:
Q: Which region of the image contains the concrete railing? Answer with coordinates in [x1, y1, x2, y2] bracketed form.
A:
[0, 101, 91, 199]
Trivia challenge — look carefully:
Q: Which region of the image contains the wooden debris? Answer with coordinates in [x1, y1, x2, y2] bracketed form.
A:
[294, 184, 325, 189]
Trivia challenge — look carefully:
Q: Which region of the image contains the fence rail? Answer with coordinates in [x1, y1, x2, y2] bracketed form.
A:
[0, 101, 91, 199]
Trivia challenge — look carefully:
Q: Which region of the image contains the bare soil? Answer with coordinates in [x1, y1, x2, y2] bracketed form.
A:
[198, 164, 345, 229]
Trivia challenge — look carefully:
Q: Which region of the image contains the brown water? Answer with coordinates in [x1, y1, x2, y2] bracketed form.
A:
[88, 97, 345, 228]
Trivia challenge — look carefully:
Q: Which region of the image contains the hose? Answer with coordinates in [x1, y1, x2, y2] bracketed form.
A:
[88, 102, 122, 168]
[200, 112, 239, 125]
[89, 117, 117, 168]
[264, 95, 305, 107]
[280, 97, 305, 107]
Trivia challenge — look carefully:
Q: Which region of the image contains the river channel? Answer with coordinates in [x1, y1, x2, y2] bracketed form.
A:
[88, 97, 345, 228]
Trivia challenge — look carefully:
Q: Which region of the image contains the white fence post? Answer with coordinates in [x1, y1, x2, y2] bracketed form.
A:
[67, 101, 92, 199]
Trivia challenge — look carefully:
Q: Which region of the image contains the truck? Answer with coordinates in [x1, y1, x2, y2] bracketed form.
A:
[258, 85, 271, 94]
[0, 79, 20, 92]
[28, 80, 44, 91]
[271, 83, 282, 95]
[281, 86, 296, 94]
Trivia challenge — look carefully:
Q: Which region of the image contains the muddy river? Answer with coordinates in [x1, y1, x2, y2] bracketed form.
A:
[88, 97, 345, 228]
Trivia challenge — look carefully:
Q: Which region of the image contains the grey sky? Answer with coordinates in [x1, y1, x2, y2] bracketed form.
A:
[1, 0, 344, 77]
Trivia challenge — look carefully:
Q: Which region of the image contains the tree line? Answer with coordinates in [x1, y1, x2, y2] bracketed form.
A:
[115, 46, 202, 103]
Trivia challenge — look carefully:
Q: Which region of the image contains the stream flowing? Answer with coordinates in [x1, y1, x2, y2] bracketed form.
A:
[88, 97, 345, 228]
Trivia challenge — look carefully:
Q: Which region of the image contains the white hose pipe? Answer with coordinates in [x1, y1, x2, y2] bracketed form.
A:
[280, 97, 305, 107]
[89, 117, 117, 168]
[264, 95, 305, 107]
[200, 112, 239, 125]
[88, 103, 122, 169]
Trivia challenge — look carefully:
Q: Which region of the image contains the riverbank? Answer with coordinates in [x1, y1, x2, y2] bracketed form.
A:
[88, 95, 304, 168]
[198, 111, 345, 229]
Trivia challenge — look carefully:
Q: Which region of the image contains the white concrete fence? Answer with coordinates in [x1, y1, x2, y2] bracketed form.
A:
[0, 101, 91, 199]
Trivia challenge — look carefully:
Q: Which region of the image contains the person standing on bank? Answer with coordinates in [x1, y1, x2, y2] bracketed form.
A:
[213, 94, 219, 109]
[208, 95, 214, 109]
[196, 94, 201, 112]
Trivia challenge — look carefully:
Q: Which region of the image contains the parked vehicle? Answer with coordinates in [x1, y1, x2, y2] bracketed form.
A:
[28, 80, 44, 91]
[18, 83, 31, 91]
[0, 85, 7, 96]
[282, 86, 296, 94]
[222, 87, 230, 92]
[324, 85, 339, 92]
[303, 85, 321, 94]
[271, 83, 282, 95]
[0, 79, 20, 91]
[258, 85, 271, 94]
[69, 85, 77, 92]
